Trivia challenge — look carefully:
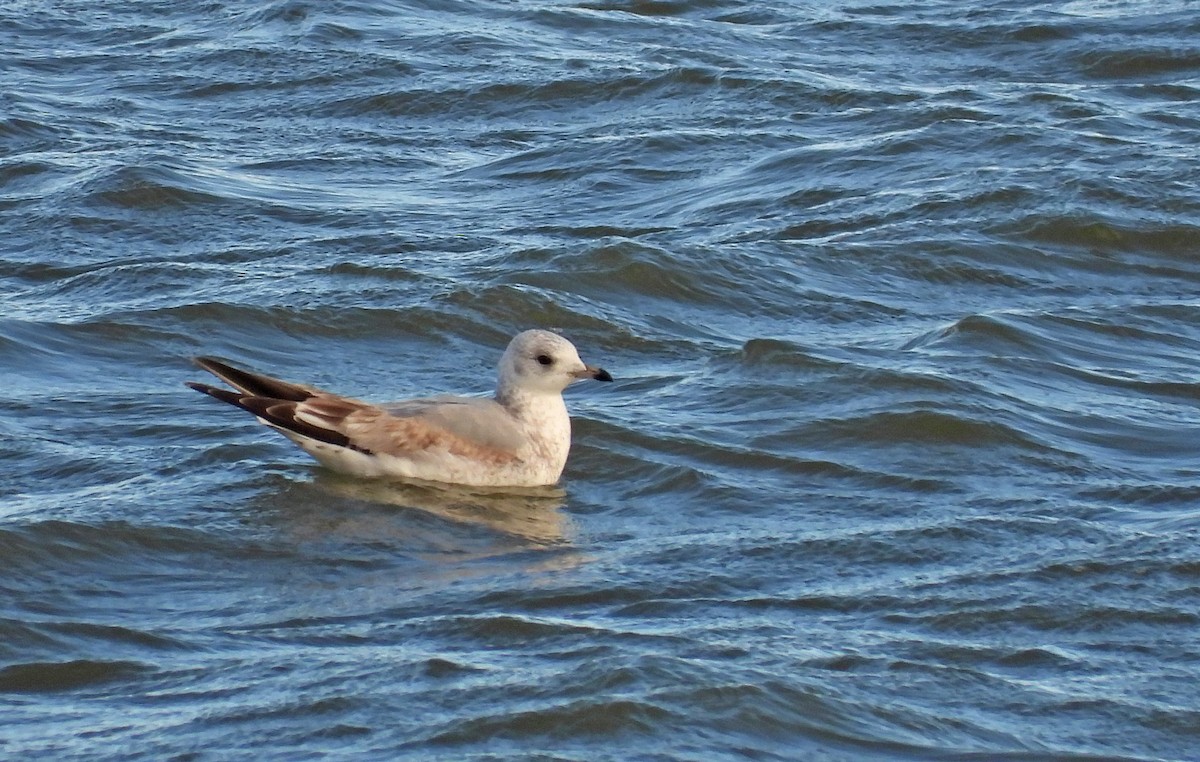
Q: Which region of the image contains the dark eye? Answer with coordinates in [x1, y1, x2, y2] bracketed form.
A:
[536, 354, 554, 366]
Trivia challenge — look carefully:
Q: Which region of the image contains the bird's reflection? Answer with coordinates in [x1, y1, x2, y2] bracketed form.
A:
[246, 472, 584, 620]
[307, 472, 574, 547]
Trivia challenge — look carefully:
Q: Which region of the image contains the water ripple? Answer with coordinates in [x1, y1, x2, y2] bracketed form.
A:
[3, 0, 1200, 759]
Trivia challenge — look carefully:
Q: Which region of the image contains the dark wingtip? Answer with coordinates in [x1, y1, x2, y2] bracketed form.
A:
[189, 356, 313, 401]
[185, 379, 370, 455]
[193, 356, 223, 370]
[185, 381, 244, 406]
[593, 367, 613, 382]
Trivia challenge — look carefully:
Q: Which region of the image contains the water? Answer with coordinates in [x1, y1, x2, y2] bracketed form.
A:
[3, 1, 1199, 759]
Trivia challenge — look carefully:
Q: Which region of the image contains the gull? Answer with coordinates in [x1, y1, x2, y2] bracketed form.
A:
[186, 329, 612, 487]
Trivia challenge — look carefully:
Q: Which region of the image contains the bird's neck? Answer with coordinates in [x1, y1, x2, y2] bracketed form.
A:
[496, 384, 565, 421]
[500, 388, 571, 477]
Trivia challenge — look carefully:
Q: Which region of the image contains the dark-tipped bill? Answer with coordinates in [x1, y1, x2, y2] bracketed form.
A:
[579, 364, 612, 382]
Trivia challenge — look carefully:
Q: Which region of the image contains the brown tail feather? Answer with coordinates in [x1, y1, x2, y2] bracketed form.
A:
[192, 357, 313, 401]
[185, 380, 371, 454]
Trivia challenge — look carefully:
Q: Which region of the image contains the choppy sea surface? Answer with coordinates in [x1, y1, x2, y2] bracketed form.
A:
[3, 1, 1200, 759]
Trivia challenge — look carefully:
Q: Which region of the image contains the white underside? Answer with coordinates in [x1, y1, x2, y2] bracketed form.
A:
[289, 436, 561, 487]
[273, 392, 572, 488]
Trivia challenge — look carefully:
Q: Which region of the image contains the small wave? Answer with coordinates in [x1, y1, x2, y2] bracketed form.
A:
[588, 407, 955, 493]
[207, 694, 367, 725]
[735, 337, 839, 369]
[576, 0, 720, 18]
[904, 313, 1048, 357]
[322, 65, 721, 120]
[0, 160, 66, 212]
[793, 405, 1047, 456]
[494, 241, 824, 325]
[0, 659, 152, 693]
[893, 600, 1199, 634]
[905, 305, 1200, 377]
[1004, 214, 1200, 259]
[421, 697, 673, 746]
[74, 158, 359, 218]
[1075, 48, 1200, 82]
[1079, 482, 1200, 508]
[0, 519, 286, 578]
[84, 163, 226, 211]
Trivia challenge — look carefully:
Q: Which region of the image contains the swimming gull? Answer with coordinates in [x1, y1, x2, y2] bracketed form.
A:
[186, 329, 612, 487]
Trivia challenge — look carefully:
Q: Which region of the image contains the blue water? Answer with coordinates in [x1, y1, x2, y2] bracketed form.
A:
[3, 1, 1200, 759]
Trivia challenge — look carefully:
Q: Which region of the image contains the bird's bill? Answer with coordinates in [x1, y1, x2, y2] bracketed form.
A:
[573, 364, 613, 382]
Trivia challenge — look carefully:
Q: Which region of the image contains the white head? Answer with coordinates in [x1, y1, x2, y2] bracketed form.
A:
[496, 329, 612, 397]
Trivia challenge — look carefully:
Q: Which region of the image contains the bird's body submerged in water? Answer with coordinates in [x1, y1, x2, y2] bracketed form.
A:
[186, 329, 612, 487]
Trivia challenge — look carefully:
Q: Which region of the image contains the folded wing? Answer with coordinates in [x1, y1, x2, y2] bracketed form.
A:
[186, 358, 523, 464]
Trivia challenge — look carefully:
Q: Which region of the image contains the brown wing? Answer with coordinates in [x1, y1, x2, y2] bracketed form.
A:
[186, 358, 522, 464]
[298, 398, 522, 465]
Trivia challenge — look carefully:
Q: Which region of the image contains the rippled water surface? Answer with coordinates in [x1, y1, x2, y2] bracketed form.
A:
[3, 1, 1200, 759]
